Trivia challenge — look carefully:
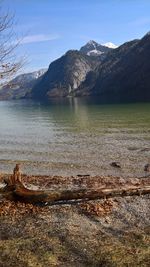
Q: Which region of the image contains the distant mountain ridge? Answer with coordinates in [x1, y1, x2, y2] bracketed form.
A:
[0, 69, 46, 100]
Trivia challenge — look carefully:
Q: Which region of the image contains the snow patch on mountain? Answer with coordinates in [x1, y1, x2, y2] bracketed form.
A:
[145, 31, 150, 36]
[87, 49, 104, 56]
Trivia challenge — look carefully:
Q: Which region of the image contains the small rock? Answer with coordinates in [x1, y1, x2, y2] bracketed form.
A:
[144, 163, 150, 172]
[110, 162, 121, 168]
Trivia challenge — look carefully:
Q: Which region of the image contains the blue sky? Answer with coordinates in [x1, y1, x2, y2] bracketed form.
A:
[3, 0, 150, 73]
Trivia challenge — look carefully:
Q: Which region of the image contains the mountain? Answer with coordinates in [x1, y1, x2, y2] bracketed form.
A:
[0, 69, 46, 100]
[80, 40, 113, 56]
[76, 34, 150, 102]
[1, 33, 150, 103]
[0, 40, 116, 101]
[30, 41, 116, 100]
[30, 50, 99, 99]
[76, 39, 139, 97]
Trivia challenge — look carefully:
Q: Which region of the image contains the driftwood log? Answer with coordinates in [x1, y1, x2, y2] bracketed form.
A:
[0, 165, 150, 204]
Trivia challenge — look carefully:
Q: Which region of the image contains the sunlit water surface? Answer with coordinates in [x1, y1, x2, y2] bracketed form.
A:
[0, 99, 150, 177]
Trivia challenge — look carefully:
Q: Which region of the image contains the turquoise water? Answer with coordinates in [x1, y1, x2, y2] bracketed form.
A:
[0, 99, 150, 177]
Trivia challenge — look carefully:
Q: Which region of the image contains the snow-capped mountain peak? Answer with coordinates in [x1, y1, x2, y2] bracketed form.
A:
[103, 42, 118, 49]
[87, 40, 97, 45]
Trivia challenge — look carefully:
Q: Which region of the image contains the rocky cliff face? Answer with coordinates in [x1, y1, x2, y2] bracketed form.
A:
[30, 50, 99, 99]
[90, 34, 150, 102]
[0, 69, 46, 100]
[76, 39, 140, 98]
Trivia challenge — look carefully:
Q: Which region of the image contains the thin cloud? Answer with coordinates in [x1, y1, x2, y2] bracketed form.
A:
[20, 34, 60, 44]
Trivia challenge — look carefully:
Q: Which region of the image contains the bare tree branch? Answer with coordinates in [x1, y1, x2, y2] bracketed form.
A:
[0, 5, 25, 83]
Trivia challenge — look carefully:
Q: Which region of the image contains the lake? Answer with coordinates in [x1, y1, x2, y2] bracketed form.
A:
[0, 99, 150, 177]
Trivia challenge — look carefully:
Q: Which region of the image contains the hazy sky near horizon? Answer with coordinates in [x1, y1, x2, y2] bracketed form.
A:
[3, 0, 150, 72]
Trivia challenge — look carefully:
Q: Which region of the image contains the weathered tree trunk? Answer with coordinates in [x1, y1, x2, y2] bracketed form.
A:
[0, 165, 150, 204]
[13, 184, 150, 204]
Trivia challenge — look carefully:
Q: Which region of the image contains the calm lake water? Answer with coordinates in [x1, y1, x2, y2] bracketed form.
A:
[0, 99, 150, 177]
